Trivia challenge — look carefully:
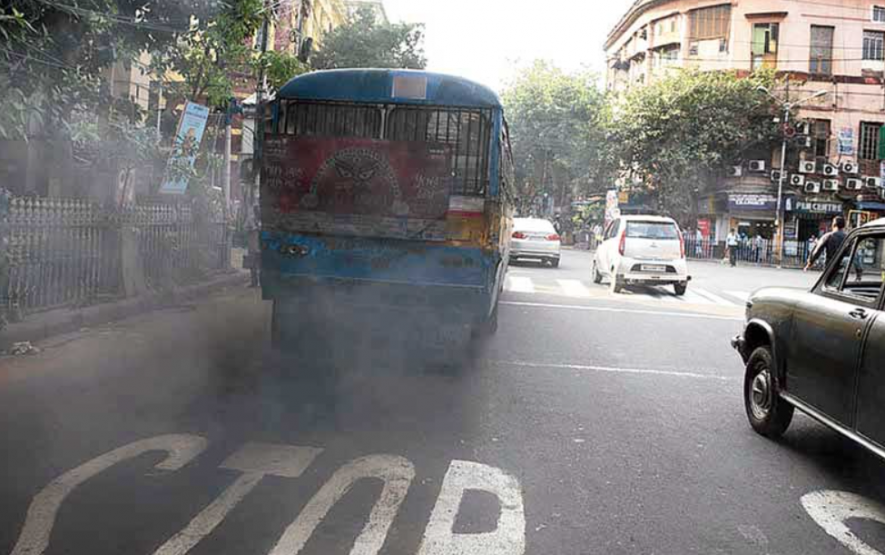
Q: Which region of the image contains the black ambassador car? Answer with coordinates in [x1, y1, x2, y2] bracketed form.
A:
[733, 218, 885, 460]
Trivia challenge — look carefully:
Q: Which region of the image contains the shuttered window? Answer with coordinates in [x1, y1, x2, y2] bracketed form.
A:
[688, 5, 731, 40]
[810, 26, 834, 75]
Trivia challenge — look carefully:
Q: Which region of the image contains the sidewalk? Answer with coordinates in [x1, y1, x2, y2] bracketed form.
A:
[0, 269, 249, 350]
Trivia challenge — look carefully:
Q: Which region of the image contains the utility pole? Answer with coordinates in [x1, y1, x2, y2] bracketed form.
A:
[252, 0, 271, 209]
[223, 103, 232, 220]
[775, 80, 790, 267]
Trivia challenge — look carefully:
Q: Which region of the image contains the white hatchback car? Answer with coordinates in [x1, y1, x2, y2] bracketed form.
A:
[593, 215, 690, 295]
[510, 217, 562, 267]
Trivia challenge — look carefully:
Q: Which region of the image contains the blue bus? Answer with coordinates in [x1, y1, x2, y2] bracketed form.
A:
[258, 69, 514, 358]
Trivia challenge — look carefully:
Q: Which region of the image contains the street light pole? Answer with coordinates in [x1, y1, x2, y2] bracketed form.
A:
[776, 105, 789, 266]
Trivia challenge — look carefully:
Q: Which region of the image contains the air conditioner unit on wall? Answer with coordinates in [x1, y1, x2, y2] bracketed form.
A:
[823, 179, 840, 192]
[822, 164, 839, 177]
[799, 160, 817, 174]
[795, 121, 812, 136]
[805, 181, 822, 194]
[845, 178, 863, 191]
[771, 170, 782, 182]
[865, 176, 882, 189]
[790, 174, 806, 187]
[748, 160, 766, 172]
[840, 161, 859, 175]
[728, 165, 743, 177]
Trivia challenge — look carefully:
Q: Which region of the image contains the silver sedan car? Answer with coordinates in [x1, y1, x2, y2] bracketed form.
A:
[510, 217, 562, 268]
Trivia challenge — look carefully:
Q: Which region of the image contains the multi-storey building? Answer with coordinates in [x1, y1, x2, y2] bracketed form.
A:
[606, 0, 885, 246]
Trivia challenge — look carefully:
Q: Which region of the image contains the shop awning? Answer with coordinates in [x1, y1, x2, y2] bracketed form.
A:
[857, 202, 885, 211]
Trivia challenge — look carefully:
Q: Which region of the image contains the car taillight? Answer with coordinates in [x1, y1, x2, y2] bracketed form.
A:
[512, 231, 527, 239]
[547, 234, 561, 241]
[618, 229, 627, 256]
[679, 231, 686, 259]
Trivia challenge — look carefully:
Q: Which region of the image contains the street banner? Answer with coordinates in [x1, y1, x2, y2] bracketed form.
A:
[160, 101, 210, 195]
[604, 190, 619, 228]
[838, 128, 854, 156]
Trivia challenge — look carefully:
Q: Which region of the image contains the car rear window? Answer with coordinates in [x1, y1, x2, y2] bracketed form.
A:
[514, 218, 556, 233]
[626, 221, 679, 240]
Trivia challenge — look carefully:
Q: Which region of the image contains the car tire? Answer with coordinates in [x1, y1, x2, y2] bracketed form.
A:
[550, 258, 560, 268]
[592, 261, 603, 284]
[674, 283, 687, 296]
[744, 346, 794, 438]
[611, 275, 625, 294]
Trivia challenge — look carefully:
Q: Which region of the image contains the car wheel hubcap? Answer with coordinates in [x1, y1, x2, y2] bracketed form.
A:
[750, 367, 773, 420]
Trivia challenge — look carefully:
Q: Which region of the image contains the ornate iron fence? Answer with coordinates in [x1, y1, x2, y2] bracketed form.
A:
[0, 197, 230, 323]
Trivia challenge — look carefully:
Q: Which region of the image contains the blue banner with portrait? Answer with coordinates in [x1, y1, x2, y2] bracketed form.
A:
[160, 101, 210, 194]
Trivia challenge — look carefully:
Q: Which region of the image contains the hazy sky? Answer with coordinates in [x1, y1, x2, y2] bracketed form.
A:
[382, 0, 630, 92]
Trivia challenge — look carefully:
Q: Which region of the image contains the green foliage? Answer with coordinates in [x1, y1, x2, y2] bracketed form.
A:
[0, 0, 209, 139]
[610, 69, 782, 219]
[502, 61, 615, 208]
[154, 0, 265, 109]
[311, 5, 426, 70]
[259, 49, 310, 92]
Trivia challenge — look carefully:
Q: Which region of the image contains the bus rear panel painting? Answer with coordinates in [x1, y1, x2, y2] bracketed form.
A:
[259, 70, 515, 358]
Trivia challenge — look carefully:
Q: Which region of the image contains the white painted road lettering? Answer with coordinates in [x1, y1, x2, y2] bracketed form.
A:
[10, 439, 526, 555]
[152, 443, 323, 555]
[802, 490, 885, 555]
[268, 455, 415, 555]
[10, 434, 208, 555]
[418, 460, 526, 555]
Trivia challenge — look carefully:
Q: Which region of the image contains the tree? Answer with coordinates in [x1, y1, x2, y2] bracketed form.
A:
[610, 69, 782, 221]
[311, 5, 426, 70]
[502, 61, 615, 214]
[0, 0, 209, 139]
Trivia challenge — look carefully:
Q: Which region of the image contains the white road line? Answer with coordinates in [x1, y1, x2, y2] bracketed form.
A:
[680, 290, 715, 305]
[557, 279, 591, 297]
[725, 290, 751, 302]
[269, 455, 415, 555]
[691, 288, 737, 306]
[802, 490, 885, 555]
[492, 360, 738, 382]
[506, 276, 535, 294]
[418, 461, 526, 555]
[152, 443, 323, 555]
[11, 435, 209, 555]
[500, 300, 743, 322]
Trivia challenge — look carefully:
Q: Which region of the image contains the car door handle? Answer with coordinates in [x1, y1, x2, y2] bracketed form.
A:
[849, 308, 869, 320]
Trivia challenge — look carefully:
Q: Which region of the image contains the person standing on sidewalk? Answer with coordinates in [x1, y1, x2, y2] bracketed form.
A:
[805, 216, 847, 272]
[246, 204, 261, 288]
[726, 229, 739, 267]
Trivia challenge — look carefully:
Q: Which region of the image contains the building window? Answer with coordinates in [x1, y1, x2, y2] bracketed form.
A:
[864, 30, 885, 61]
[811, 119, 831, 158]
[688, 5, 731, 41]
[810, 25, 834, 75]
[859, 121, 883, 161]
[654, 44, 680, 69]
[873, 5, 885, 23]
[752, 23, 779, 69]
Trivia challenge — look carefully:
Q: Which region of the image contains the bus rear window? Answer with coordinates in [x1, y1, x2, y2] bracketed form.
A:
[387, 107, 492, 196]
[279, 101, 382, 139]
[626, 222, 680, 240]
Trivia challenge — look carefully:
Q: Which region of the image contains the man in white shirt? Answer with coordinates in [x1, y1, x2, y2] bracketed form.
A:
[726, 229, 739, 267]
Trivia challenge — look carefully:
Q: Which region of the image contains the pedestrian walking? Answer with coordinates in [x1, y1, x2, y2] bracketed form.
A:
[754, 234, 764, 264]
[805, 216, 848, 272]
[726, 229, 739, 267]
[695, 228, 703, 257]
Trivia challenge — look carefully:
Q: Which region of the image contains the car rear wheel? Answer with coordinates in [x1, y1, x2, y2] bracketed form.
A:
[611, 274, 624, 294]
[744, 346, 794, 438]
[550, 258, 560, 268]
[592, 261, 603, 284]
[674, 283, 687, 296]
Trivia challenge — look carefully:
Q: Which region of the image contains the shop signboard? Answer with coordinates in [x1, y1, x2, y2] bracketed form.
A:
[728, 193, 777, 211]
[785, 198, 843, 215]
[697, 219, 712, 238]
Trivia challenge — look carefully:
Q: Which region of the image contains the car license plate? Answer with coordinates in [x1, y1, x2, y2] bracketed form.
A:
[642, 264, 666, 273]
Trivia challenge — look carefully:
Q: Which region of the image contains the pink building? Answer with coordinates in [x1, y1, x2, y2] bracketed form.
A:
[606, 0, 885, 246]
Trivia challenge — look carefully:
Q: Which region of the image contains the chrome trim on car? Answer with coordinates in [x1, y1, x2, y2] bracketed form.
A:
[781, 393, 885, 462]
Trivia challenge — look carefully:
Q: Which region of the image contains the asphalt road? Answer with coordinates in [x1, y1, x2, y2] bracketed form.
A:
[1, 250, 884, 555]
